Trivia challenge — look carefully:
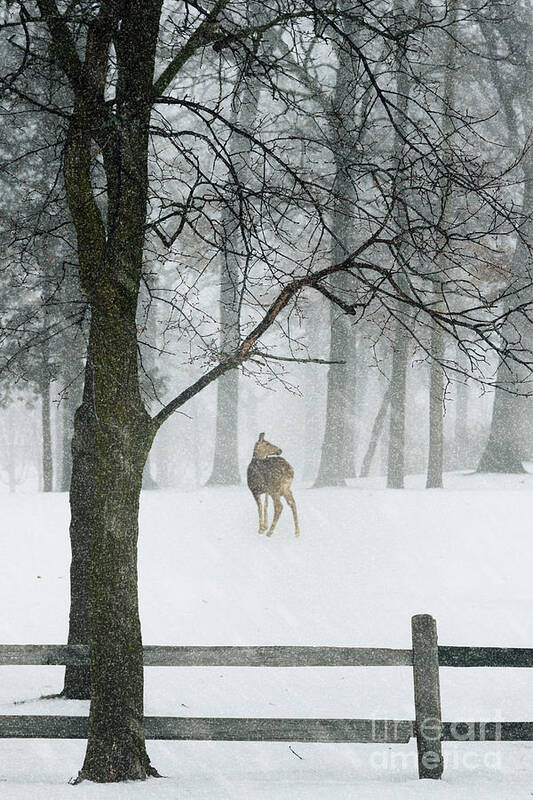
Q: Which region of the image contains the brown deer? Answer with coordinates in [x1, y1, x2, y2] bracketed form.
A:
[247, 433, 300, 537]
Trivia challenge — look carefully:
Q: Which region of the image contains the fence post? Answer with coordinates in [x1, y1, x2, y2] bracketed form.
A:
[411, 614, 443, 779]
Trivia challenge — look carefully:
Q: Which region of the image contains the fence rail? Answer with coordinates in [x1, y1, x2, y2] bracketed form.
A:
[2, 615, 533, 780]
[438, 646, 533, 668]
[0, 644, 412, 667]
[0, 716, 414, 743]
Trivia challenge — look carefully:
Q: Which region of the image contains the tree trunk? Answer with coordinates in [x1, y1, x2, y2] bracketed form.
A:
[314, 21, 355, 489]
[62, 386, 95, 700]
[72, 301, 158, 782]
[426, 326, 444, 488]
[387, 318, 409, 488]
[454, 374, 468, 469]
[302, 299, 324, 482]
[40, 371, 53, 492]
[426, 0, 456, 489]
[386, 0, 411, 490]
[314, 303, 350, 487]
[78, 406, 155, 781]
[477, 360, 527, 473]
[342, 331, 358, 478]
[56, 0, 163, 779]
[360, 385, 391, 478]
[207, 368, 241, 485]
[60, 382, 81, 492]
[207, 17, 263, 486]
[476, 7, 533, 474]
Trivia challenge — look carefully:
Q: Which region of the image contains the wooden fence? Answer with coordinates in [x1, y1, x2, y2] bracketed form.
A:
[2, 614, 533, 780]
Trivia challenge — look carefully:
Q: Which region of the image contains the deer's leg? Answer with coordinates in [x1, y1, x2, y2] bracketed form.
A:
[284, 489, 300, 537]
[253, 493, 265, 533]
[266, 494, 283, 537]
[262, 494, 269, 531]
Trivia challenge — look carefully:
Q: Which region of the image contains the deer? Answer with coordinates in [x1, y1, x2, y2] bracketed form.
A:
[247, 433, 300, 537]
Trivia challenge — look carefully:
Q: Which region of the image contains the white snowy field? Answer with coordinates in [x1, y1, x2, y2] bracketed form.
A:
[1, 472, 533, 799]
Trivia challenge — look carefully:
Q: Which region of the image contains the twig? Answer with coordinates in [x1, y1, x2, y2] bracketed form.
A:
[255, 351, 345, 365]
[289, 745, 303, 760]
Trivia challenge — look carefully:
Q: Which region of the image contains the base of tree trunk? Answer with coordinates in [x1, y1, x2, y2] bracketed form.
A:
[74, 740, 160, 783]
[387, 477, 404, 489]
[205, 471, 241, 486]
[477, 444, 526, 474]
[313, 476, 347, 488]
[61, 666, 90, 700]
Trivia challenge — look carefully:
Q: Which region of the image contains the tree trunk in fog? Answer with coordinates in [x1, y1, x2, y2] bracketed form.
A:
[386, 0, 411, 489]
[60, 383, 81, 492]
[426, 326, 444, 488]
[360, 385, 391, 478]
[302, 299, 324, 482]
[454, 374, 468, 469]
[314, 18, 355, 488]
[351, 342, 368, 472]
[207, 369, 240, 485]
[5, 420, 18, 493]
[426, 4, 456, 489]
[315, 302, 350, 487]
[343, 332, 358, 478]
[40, 360, 53, 493]
[477, 361, 527, 473]
[387, 317, 409, 488]
[477, 13, 533, 474]
[207, 16, 262, 486]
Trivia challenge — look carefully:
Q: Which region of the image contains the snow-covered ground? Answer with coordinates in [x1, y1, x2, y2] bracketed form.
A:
[1, 472, 533, 799]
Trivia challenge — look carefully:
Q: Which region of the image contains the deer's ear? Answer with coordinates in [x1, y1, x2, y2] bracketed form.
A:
[258, 432, 265, 441]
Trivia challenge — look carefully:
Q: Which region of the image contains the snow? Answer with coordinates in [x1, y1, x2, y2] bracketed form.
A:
[1, 472, 533, 798]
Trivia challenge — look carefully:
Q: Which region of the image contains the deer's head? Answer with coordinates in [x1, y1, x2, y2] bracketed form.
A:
[253, 432, 282, 460]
